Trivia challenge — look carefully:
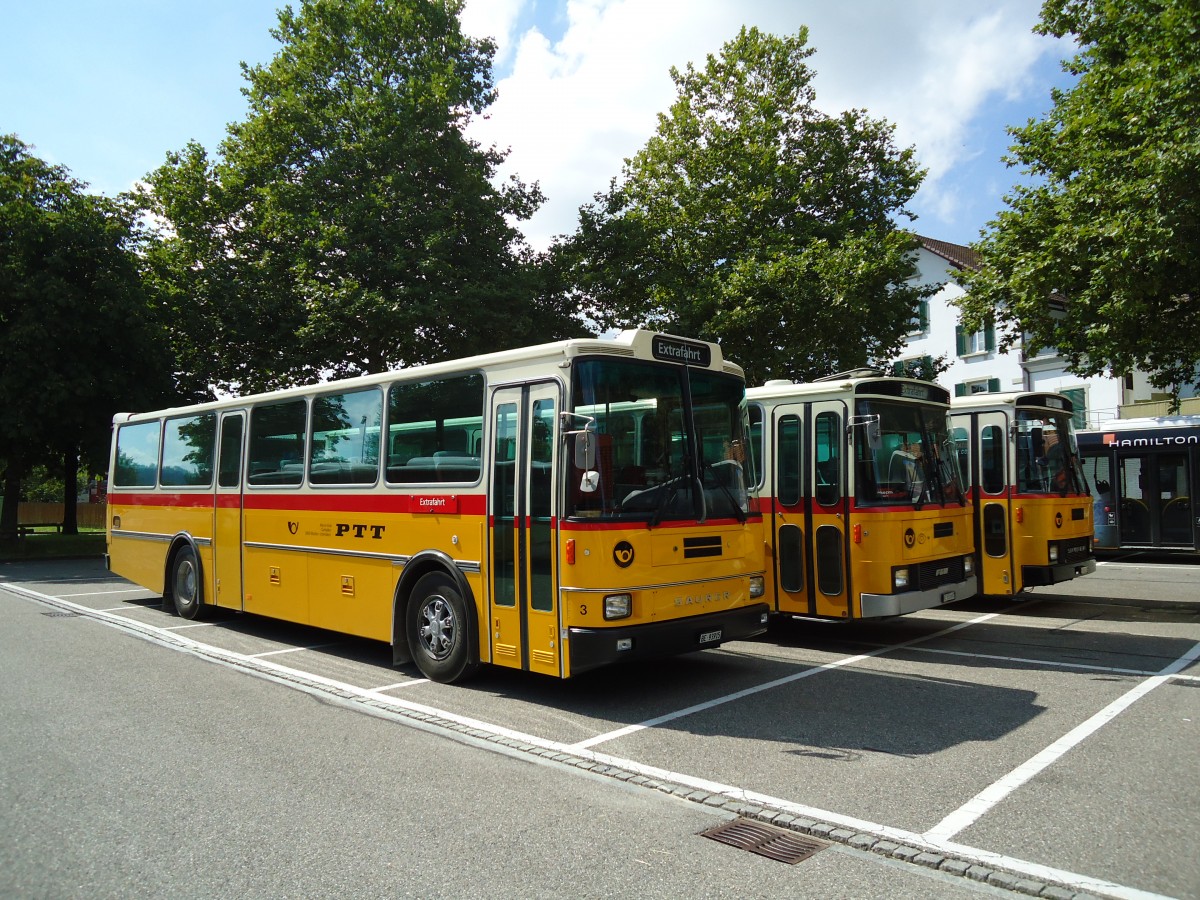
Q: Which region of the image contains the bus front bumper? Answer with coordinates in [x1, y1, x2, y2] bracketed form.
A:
[1022, 558, 1097, 586]
[567, 603, 770, 676]
[861, 576, 977, 618]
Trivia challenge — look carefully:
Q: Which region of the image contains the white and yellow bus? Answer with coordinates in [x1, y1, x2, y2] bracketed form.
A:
[107, 330, 768, 683]
[746, 372, 977, 621]
[951, 392, 1096, 595]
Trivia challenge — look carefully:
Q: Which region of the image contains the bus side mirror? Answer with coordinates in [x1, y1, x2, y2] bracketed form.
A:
[573, 430, 596, 471]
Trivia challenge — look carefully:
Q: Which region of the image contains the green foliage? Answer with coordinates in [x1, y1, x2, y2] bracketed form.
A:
[1, 135, 172, 537]
[958, 0, 1200, 399]
[554, 26, 930, 385]
[145, 0, 576, 395]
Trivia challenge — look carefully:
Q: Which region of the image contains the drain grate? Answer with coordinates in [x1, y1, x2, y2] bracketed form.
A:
[42, 611, 81, 618]
[699, 818, 828, 865]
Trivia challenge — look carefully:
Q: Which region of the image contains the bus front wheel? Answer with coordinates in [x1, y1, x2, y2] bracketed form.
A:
[406, 572, 478, 684]
[170, 545, 204, 620]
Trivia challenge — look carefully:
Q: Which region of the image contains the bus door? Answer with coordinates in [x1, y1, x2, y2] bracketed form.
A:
[1118, 451, 1193, 547]
[214, 411, 245, 610]
[975, 411, 1013, 594]
[488, 383, 561, 676]
[770, 404, 810, 616]
[810, 401, 850, 618]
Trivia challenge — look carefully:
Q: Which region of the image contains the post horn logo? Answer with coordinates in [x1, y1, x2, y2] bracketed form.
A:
[1055, 512, 1063, 528]
[288, 521, 299, 535]
[613, 540, 635, 568]
[903, 528, 916, 548]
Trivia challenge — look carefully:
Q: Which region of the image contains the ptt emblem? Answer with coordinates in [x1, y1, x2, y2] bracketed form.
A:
[903, 528, 916, 548]
[613, 541, 635, 568]
[1055, 512, 1063, 528]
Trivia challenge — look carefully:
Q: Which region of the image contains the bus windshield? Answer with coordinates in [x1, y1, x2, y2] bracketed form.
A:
[1016, 410, 1087, 495]
[855, 399, 965, 507]
[567, 358, 750, 524]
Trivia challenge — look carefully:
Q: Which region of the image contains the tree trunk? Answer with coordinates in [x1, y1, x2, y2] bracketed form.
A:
[62, 444, 79, 535]
[0, 460, 23, 543]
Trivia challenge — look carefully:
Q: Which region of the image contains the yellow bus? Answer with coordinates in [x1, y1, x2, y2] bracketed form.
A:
[746, 371, 976, 620]
[950, 392, 1096, 596]
[106, 330, 768, 683]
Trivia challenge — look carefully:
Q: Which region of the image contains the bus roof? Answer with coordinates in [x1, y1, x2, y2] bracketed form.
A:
[747, 374, 950, 406]
[951, 391, 1074, 414]
[112, 329, 743, 424]
[1078, 414, 1200, 435]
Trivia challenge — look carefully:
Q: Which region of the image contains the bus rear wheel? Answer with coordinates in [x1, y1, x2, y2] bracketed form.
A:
[170, 545, 205, 620]
[406, 572, 478, 684]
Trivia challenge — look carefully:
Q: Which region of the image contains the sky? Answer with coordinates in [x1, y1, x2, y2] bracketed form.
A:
[1, 1, 1077, 252]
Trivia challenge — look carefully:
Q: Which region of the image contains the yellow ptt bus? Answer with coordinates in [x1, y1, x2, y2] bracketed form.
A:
[950, 391, 1096, 596]
[106, 330, 769, 683]
[746, 371, 976, 620]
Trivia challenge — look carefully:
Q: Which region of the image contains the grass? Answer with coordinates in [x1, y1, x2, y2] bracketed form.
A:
[0, 529, 106, 561]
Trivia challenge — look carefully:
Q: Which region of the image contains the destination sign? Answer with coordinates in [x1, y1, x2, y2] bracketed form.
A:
[651, 335, 712, 367]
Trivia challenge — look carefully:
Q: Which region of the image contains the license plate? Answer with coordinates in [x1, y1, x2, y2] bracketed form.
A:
[698, 629, 722, 644]
[941, 590, 956, 603]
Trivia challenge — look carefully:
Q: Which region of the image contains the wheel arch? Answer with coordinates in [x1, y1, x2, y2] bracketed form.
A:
[161, 533, 205, 613]
[391, 550, 477, 667]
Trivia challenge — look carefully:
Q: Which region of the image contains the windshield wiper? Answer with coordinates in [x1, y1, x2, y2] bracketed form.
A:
[649, 476, 683, 528]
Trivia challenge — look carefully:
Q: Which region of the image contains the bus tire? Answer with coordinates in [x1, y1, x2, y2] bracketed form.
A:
[406, 571, 478, 684]
[170, 545, 204, 620]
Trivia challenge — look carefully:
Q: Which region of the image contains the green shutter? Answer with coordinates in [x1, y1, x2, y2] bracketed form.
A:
[985, 323, 996, 352]
[919, 299, 929, 331]
[956, 325, 966, 356]
[988, 377, 1001, 393]
[955, 382, 967, 397]
[1061, 388, 1087, 429]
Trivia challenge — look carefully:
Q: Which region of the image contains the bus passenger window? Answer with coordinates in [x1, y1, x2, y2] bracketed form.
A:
[249, 400, 307, 486]
[114, 420, 162, 487]
[161, 413, 216, 487]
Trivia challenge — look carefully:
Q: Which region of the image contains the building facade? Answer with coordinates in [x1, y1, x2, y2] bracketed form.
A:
[894, 236, 1138, 428]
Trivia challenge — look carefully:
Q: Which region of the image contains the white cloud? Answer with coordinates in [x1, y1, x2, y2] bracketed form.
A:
[462, 0, 1067, 250]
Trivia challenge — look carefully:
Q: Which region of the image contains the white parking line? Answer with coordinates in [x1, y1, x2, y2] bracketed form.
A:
[923, 639, 1200, 843]
[250, 643, 340, 657]
[59, 588, 154, 598]
[566, 611, 1002, 751]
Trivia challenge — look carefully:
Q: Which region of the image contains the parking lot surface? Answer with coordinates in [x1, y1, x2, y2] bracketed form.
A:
[3, 554, 1198, 899]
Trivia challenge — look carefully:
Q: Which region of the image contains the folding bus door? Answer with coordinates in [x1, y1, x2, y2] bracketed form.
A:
[770, 404, 810, 616]
[488, 382, 561, 677]
[810, 401, 850, 618]
[975, 411, 1013, 595]
[213, 411, 245, 610]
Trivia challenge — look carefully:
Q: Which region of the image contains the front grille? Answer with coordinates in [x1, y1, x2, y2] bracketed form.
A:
[683, 536, 722, 559]
[913, 556, 965, 591]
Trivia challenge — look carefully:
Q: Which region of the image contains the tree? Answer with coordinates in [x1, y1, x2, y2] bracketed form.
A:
[957, 0, 1200, 403]
[554, 26, 930, 385]
[146, 0, 576, 395]
[0, 135, 171, 538]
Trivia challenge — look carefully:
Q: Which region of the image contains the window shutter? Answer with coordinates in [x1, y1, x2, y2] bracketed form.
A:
[919, 299, 929, 331]
[985, 323, 996, 352]
[1062, 388, 1087, 429]
[956, 325, 966, 356]
[955, 382, 967, 397]
[987, 377, 1001, 393]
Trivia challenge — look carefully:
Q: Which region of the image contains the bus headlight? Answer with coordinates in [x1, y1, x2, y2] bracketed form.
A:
[749, 575, 765, 598]
[894, 568, 910, 590]
[1048, 544, 1059, 563]
[964, 554, 974, 576]
[604, 593, 632, 620]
